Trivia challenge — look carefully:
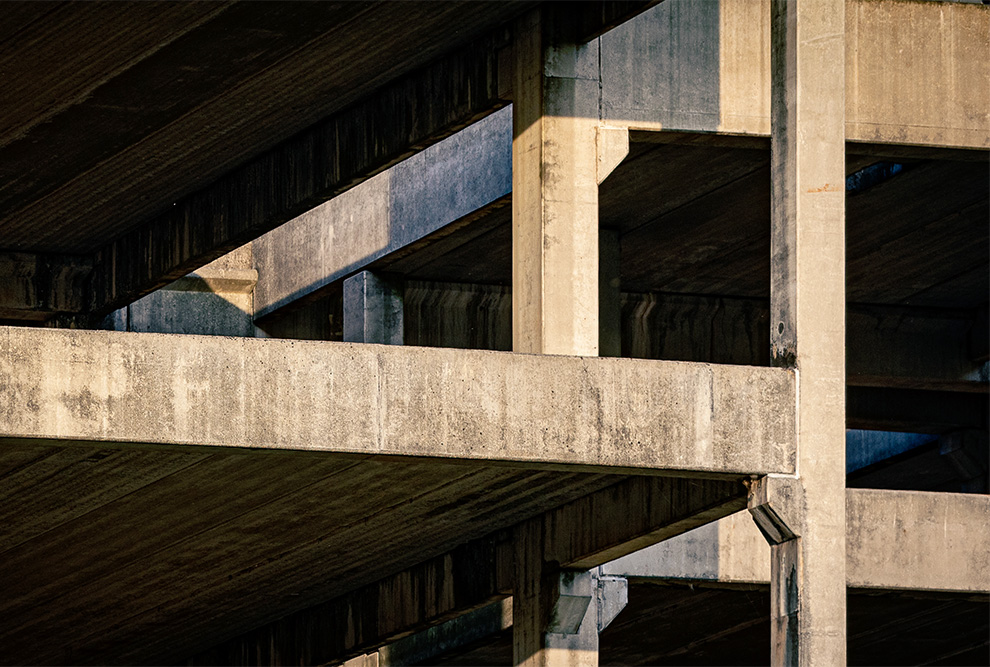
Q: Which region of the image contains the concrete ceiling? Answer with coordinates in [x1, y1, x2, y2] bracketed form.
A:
[0, 443, 623, 664]
[0, 1, 533, 255]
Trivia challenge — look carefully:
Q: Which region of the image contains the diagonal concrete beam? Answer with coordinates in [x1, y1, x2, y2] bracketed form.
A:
[0, 326, 795, 476]
[86, 31, 510, 317]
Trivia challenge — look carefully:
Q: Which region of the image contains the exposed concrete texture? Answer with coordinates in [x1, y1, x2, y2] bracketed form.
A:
[600, 0, 989, 148]
[343, 271, 403, 345]
[601, 0, 721, 132]
[604, 511, 769, 586]
[253, 107, 512, 319]
[107, 245, 258, 338]
[0, 326, 795, 475]
[606, 490, 990, 595]
[719, 0, 772, 136]
[512, 8, 602, 356]
[769, 0, 848, 662]
[846, 0, 990, 150]
[846, 489, 990, 593]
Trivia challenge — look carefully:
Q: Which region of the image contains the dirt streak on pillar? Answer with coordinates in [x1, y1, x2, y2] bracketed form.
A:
[512, 7, 601, 356]
[768, 0, 847, 664]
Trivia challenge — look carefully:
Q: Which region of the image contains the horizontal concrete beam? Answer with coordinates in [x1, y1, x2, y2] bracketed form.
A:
[188, 475, 745, 665]
[847, 489, 990, 592]
[0, 326, 795, 475]
[602, 0, 989, 148]
[604, 489, 990, 594]
[87, 31, 509, 317]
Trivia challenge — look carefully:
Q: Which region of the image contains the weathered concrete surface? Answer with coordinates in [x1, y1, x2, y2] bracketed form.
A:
[604, 511, 769, 586]
[512, 8, 602, 357]
[768, 0, 848, 663]
[252, 107, 512, 319]
[606, 490, 990, 594]
[0, 326, 795, 475]
[343, 271, 403, 345]
[601, 0, 721, 133]
[601, 0, 989, 148]
[846, 489, 990, 593]
[846, 0, 990, 150]
[111, 245, 258, 338]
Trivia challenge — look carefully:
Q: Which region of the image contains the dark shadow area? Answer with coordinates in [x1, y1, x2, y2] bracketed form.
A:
[421, 584, 989, 667]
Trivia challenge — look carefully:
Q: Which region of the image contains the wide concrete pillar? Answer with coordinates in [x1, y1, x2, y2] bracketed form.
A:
[511, 8, 600, 356]
[761, 0, 847, 664]
[343, 271, 403, 344]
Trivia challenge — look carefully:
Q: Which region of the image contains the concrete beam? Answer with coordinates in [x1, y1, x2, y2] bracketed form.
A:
[252, 107, 513, 320]
[847, 489, 990, 593]
[605, 490, 990, 595]
[87, 32, 509, 316]
[107, 245, 258, 338]
[600, 0, 989, 148]
[188, 475, 744, 665]
[0, 326, 795, 476]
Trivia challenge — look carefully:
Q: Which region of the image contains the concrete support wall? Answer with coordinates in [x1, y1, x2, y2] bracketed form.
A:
[765, 0, 847, 664]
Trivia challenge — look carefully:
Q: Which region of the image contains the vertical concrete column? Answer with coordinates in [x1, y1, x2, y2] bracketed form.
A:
[512, 8, 601, 356]
[766, 0, 846, 664]
[343, 271, 403, 344]
[598, 230, 622, 357]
